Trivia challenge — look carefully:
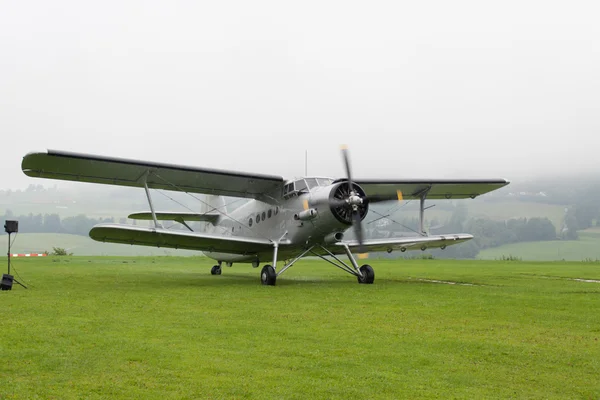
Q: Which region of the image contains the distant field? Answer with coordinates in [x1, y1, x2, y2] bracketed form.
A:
[4, 233, 199, 256]
[469, 200, 565, 228]
[2, 257, 599, 399]
[479, 230, 600, 261]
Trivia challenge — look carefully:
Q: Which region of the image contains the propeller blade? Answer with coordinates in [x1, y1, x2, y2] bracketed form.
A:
[341, 145, 353, 190]
[352, 209, 365, 253]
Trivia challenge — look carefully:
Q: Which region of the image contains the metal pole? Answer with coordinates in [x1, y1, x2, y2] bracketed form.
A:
[7, 232, 11, 275]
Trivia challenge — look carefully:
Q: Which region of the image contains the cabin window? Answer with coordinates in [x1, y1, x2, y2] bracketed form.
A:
[275, 207, 279, 215]
[249, 218, 253, 227]
[262, 211, 266, 221]
[256, 214, 261, 223]
[267, 209, 272, 218]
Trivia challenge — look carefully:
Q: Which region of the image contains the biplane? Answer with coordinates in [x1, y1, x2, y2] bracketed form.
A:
[21, 148, 508, 285]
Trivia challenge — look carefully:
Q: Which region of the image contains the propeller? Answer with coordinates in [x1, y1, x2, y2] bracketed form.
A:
[308, 146, 403, 253]
[338, 146, 404, 252]
[340, 145, 367, 252]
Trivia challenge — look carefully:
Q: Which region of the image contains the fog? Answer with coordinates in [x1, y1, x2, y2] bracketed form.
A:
[1, 0, 599, 190]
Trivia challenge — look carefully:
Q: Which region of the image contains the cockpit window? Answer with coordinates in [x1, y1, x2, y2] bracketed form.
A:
[304, 178, 318, 190]
[294, 179, 307, 193]
[316, 178, 333, 186]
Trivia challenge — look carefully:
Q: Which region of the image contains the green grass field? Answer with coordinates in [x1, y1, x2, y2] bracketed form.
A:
[479, 230, 600, 261]
[2, 257, 599, 399]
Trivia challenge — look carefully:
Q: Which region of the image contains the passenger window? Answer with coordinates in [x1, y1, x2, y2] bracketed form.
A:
[267, 209, 272, 218]
[275, 207, 279, 215]
[249, 218, 253, 227]
[256, 214, 261, 223]
[262, 211, 266, 221]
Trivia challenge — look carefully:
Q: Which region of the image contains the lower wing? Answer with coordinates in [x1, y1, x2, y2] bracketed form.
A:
[89, 224, 279, 254]
[334, 234, 473, 253]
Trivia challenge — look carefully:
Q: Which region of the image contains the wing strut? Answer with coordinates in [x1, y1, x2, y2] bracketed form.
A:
[418, 186, 432, 236]
[141, 171, 162, 229]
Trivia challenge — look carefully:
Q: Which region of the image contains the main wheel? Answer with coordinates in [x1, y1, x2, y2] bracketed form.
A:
[357, 264, 374, 284]
[261, 265, 276, 286]
[211, 265, 222, 275]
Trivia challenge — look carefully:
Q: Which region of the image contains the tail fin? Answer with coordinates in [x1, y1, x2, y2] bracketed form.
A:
[199, 195, 227, 232]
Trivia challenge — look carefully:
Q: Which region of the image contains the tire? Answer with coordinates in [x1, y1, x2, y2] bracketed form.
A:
[211, 265, 222, 275]
[357, 264, 374, 284]
[261, 265, 276, 286]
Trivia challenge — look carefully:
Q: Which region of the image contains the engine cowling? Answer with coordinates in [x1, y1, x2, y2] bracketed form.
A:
[329, 181, 369, 225]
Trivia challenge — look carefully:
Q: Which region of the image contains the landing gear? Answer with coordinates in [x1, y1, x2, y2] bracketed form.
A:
[257, 242, 377, 286]
[210, 265, 222, 275]
[357, 264, 374, 284]
[261, 265, 276, 286]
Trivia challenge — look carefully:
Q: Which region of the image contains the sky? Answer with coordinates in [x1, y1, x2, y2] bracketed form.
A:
[1, 0, 599, 189]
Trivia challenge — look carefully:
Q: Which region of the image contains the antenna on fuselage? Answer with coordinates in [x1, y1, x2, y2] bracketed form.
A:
[304, 150, 308, 177]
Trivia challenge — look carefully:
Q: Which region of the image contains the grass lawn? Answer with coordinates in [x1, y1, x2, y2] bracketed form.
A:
[1, 257, 599, 399]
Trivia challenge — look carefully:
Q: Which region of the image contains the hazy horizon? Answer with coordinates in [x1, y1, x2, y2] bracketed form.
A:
[2, 0, 599, 190]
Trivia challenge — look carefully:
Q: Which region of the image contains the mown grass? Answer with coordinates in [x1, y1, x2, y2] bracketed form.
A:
[1, 257, 599, 399]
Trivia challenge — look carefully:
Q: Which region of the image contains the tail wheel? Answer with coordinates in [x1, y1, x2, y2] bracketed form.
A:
[261, 265, 276, 286]
[357, 264, 374, 284]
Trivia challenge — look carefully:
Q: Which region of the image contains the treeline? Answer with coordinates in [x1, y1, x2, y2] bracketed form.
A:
[1, 210, 115, 236]
[369, 204, 560, 259]
[437, 216, 557, 258]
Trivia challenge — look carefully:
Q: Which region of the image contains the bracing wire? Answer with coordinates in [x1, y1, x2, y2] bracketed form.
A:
[154, 189, 245, 235]
[151, 173, 275, 241]
[367, 208, 424, 236]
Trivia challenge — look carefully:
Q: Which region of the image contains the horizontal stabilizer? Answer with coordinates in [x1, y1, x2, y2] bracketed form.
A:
[336, 234, 473, 253]
[89, 224, 281, 254]
[128, 212, 220, 225]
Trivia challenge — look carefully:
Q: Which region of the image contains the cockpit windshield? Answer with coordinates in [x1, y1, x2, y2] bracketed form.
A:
[316, 178, 333, 186]
[294, 179, 308, 193]
[283, 177, 335, 198]
[304, 178, 318, 190]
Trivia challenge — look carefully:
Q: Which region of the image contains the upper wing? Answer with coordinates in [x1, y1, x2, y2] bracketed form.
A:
[22, 150, 285, 202]
[354, 179, 509, 200]
[333, 234, 473, 253]
[89, 223, 281, 254]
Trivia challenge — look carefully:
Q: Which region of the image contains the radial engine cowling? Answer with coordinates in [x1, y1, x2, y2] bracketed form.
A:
[329, 181, 369, 225]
